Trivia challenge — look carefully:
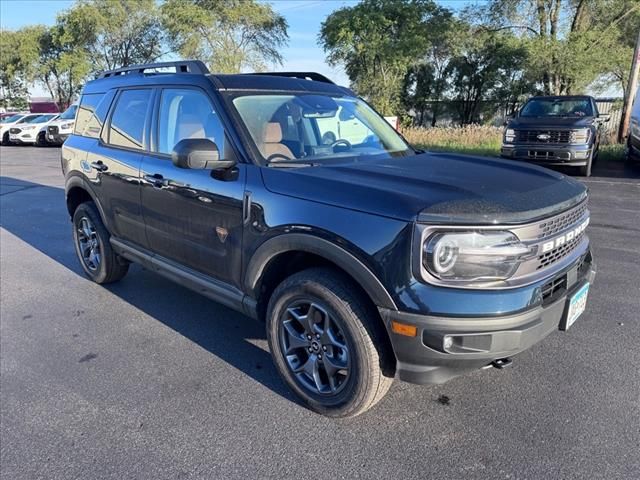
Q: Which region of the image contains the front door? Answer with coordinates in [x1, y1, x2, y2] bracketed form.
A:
[140, 87, 246, 288]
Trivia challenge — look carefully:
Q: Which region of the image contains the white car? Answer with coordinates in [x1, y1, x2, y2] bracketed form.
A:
[8, 114, 59, 145]
[0, 113, 42, 145]
[43, 104, 77, 146]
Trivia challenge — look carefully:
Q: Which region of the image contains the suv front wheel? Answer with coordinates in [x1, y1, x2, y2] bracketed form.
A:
[72, 202, 129, 284]
[266, 268, 393, 417]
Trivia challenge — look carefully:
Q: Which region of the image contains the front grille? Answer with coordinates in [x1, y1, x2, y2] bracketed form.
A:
[541, 274, 567, 305]
[47, 125, 59, 135]
[537, 231, 586, 270]
[538, 202, 588, 239]
[516, 130, 571, 144]
[9, 128, 21, 134]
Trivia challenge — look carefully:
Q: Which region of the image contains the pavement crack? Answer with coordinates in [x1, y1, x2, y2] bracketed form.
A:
[0, 185, 46, 196]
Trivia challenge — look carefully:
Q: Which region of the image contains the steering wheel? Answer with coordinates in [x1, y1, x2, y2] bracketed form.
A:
[266, 153, 294, 163]
[331, 139, 352, 150]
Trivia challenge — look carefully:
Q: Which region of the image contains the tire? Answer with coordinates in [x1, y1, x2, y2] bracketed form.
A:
[266, 267, 393, 417]
[578, 156, 592, 177]
[35, 131, 47, 147]
[72, 202, 129, 284]
[1, 131, 11, 146]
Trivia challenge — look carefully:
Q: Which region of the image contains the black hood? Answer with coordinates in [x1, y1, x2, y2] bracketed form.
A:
[508, 116, 595, 129]
[261, 152, 587, 224]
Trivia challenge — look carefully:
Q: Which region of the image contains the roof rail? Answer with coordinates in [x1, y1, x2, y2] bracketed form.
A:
[247, 72, 335, 84]
[98, 60, 210, 79]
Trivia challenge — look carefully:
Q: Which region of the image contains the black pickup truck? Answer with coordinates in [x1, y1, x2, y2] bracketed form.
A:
[61, 61, 596, 417]
[501, 95, 607, 176]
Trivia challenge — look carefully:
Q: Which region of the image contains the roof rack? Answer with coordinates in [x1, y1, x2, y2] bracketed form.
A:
[98, 60, 210, 79]
[247, 72, 335, 84]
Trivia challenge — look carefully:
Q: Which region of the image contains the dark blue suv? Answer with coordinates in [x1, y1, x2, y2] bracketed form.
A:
[62, 61, 596, 417]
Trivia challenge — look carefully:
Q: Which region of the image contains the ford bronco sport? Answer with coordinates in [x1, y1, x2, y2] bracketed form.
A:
[62, 61, 596, 417]
[501, 95, 606, 177]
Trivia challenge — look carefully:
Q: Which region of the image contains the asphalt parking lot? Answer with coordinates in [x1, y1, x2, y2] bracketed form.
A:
[1, 145, 639, 480]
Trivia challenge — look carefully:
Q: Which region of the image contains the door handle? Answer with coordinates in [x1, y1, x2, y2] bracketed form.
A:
[144, 173, 169, 187]
[90, 161, 108, 172]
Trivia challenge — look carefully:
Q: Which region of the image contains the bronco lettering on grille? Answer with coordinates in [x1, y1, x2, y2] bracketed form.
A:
[541, 218, 589, 253]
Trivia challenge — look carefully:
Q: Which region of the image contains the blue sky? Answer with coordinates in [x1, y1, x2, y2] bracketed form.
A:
[0, 0, 480, 95]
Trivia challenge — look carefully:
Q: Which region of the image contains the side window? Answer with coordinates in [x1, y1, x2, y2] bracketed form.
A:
[74, 92, 115, 138]
[108, 89, 152, 149]
[157, 88, 224, 155]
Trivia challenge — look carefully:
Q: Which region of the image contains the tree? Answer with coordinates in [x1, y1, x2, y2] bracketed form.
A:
[161, 0, 288, 73]
[482, 0, 640, 95]
[320, 0, 452, 116]
[60, 0, 164, 73]
[448, 29, 527, 124]
[36, 22, 90, 110]
[0, 28, 41, 110]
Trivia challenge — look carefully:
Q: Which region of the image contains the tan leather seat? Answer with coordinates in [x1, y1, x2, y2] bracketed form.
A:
[261, 122, 294, 160]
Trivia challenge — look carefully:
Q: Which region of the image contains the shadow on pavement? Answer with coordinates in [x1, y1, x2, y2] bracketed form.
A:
[0, 175, 297, 405]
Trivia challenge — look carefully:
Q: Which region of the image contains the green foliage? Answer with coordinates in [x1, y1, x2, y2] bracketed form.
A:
[480, 0, 640, 95]
[0, 27, 42, 109]
[60, 0, 164, 72]
[320, 0, 451, 115]
[36, 21, 91, 110]
[161, 0, 288, 73]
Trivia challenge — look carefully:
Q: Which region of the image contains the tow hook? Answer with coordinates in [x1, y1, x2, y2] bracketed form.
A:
[491, 358, 513, 369]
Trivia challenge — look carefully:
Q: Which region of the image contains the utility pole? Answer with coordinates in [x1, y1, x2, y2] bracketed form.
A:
[619, 30, 640, 143]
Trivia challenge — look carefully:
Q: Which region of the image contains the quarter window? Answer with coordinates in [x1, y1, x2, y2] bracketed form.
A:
[108, 89, 152, 149]
[157, 88, 224, 155]
[75, 93, 105, 138]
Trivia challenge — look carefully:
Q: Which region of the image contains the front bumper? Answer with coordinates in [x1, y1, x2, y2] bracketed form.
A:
[9, 133, 36, 144]
[379, 251, 596, 385]
[501, 143, 592, 166]
[45, 133, 69, 145]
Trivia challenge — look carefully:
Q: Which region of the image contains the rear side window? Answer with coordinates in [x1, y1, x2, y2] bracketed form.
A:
[157, 88, 224, 155]
[75, 93, 105, 137]
[108, 89, 152, 150]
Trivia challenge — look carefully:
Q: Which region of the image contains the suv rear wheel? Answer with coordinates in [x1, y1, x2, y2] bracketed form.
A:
[266, 268, 393, 417]
[72, 202, 129, 284]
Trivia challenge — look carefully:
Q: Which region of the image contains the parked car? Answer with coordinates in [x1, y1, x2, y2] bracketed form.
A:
[43, 104, 78, 146]
[626, 86, 640, 164]
[0, 113, 43, 145]
[501, 95, 607, 176]
[62, 61, 596, 417]
[8, 114, 58, 145]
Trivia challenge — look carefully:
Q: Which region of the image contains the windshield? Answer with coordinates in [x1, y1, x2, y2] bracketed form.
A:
[59, 105, 78, 120]
[520, 98, 593, 117]
[26, 114, 55, 123]
[231, 93, 412, 164]
[1, 114, 24, 123]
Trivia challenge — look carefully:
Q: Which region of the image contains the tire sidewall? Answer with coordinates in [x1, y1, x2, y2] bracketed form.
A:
[267, 277, 376, 416]
[72, 203, 110, 283]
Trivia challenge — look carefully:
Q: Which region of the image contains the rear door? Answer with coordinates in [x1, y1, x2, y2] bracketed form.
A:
[140, 86, 246, 287]
[85, 88, 153, 247]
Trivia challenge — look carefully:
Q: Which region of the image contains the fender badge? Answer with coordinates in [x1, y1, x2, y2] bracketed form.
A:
[216, 226, 228, 243]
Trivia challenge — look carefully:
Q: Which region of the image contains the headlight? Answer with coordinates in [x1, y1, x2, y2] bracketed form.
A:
[423, 231, 534, 283]
[504, 128, 516, 143]
[21, 125, 36, 130]
[60, 122, 73, 129]
[570, 128, 590, 144]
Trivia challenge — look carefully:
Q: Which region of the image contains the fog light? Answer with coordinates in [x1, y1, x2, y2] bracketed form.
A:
[574, 151, 589, 159]
[443, 335, 454, 350]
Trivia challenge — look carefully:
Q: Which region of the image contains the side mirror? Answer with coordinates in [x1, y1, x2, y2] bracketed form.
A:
[598, 114, 611, 123]
[171, 138, 236, 170]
